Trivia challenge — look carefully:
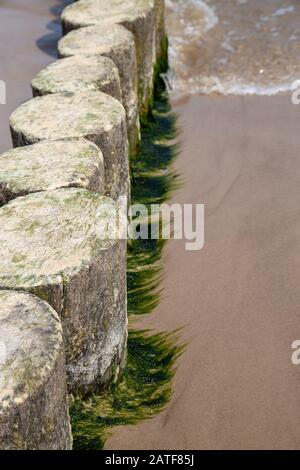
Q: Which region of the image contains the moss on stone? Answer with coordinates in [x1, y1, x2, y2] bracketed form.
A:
[32, 56, 121, 102]
[0, 291, 62, 407]
[0, 188, 119, 291]
[10, 91, 125, 143]
[9, 92, 129, 200]
[61, 0, 155, 114]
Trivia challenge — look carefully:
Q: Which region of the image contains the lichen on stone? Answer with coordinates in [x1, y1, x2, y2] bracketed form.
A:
[0, 188, 119, 290]
[0, 138, 105, 203]
[32, 56, 121, 101]
[61, 0, 156, 114]
[0, 291, 62, 409]
[10, 91, 126, 143]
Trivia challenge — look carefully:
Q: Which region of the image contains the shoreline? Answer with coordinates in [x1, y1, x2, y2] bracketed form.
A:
[1, 0, 300, 451]
[106, 91, 300, 450]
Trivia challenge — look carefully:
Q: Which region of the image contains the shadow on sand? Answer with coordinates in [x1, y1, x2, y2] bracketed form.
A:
[36, 0, 73, 58]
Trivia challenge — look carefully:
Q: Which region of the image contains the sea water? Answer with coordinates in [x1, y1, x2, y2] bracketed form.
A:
[166, 0, 300, 96]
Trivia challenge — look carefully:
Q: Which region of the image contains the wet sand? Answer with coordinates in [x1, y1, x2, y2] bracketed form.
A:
[106, 93, 300, 450]
[0, 0, 71, 153]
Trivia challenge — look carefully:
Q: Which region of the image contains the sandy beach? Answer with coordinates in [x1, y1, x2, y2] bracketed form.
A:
[105, 0, 300, 450]
[0, 0, 71, 152]
[1, 0, 300, 451]
[106, 92, 300, 449]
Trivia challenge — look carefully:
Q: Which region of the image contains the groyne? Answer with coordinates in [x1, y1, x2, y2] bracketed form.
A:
[0, 0, 166, 450]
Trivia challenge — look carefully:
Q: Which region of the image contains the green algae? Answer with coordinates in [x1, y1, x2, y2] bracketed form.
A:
[154, 35, 169, 84]
[140, 35, 169, 126]
[128, 71, 180, 318]
[70, 73, 183, 450]
[71, 329, 184, 449]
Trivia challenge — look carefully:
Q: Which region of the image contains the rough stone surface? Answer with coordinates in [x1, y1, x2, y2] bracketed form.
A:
[9, 91, 129, 201]
[32, 55, 122, 102]
[61, 0, 155, 114]
[0, 138, 105, 205]
[154, 0, 166, 61]
[58, 25, 139, 152]
[0, 290, 72, 449]
[0, 189, 127, 395]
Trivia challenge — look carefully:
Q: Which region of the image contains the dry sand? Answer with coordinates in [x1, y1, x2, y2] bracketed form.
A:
[106, 93, 300, 450]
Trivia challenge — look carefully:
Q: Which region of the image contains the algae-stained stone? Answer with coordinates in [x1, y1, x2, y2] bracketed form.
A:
[0, 290, 72, 450]
[58, 25, 139, 151]
[0, 138, 105, 205]
[0, 188, 127, 395]
[154, 0, 167, 61]
[9, 91, 129, 201]
[61, 0, 155, 114]
[32, 55, 122, 102]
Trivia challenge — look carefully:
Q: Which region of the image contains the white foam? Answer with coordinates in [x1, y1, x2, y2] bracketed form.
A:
[168, 74, 296, 97]
[166, 0, 218, 33]
[272, 6, 295, 16]
[166, 0, 299, 98]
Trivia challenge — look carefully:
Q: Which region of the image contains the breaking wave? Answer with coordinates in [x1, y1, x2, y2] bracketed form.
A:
[166, 0, 300, 97]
